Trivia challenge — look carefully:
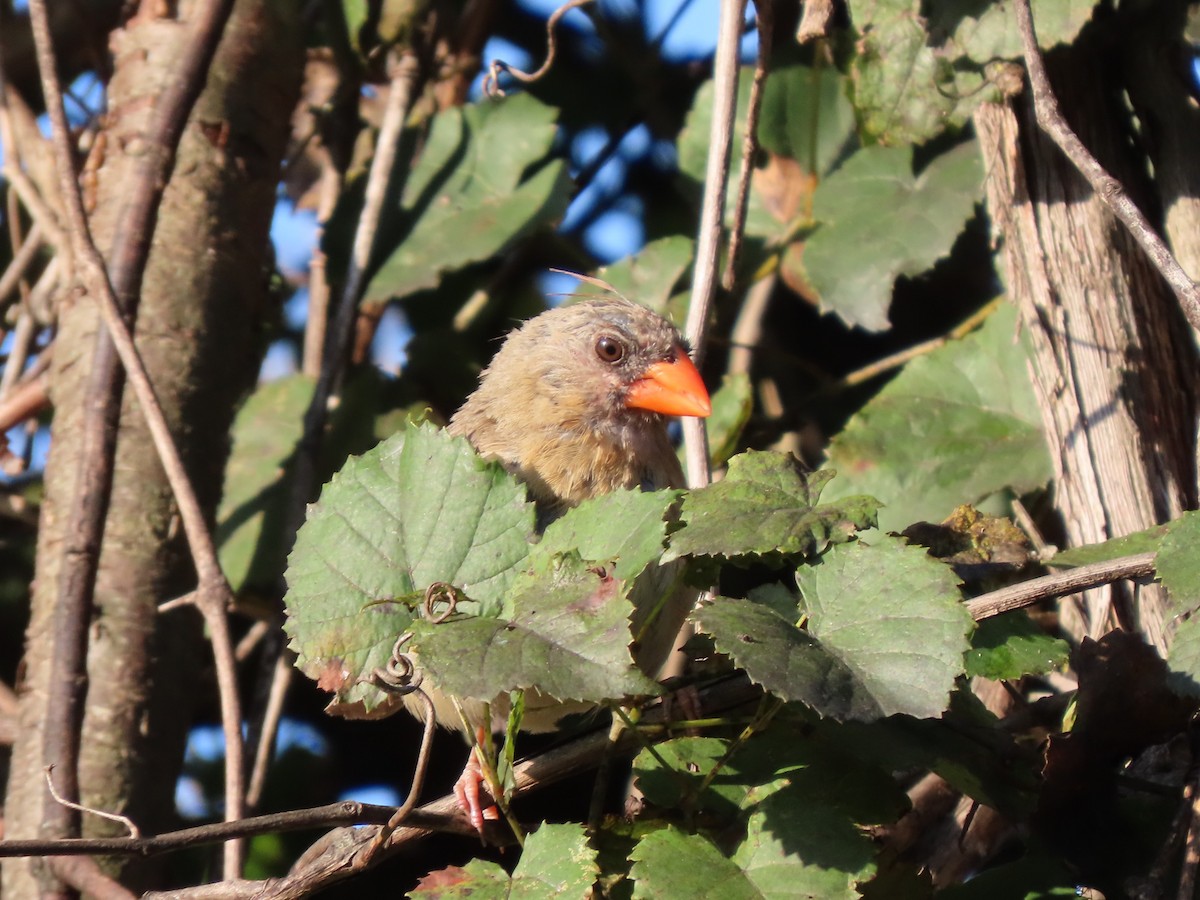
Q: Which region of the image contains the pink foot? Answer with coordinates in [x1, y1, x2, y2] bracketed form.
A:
[454, 742, 500, 834]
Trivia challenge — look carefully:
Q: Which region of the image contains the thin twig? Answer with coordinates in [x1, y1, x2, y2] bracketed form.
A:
[965, 552, 1156, 620]
[44, 766, 140, 838]
[245, 646, 292, 809]
[2, 164, 65, 251]
[682, 0, 745, 490]
[1013, 0, 1200, 330]
[0, 222, 44, 309]
[27, 0, 245, 879]
[722, 0, 771, 292]
[0, 801, 450, 857]
[482, 0, 594, 97]
[811, 298, 1002, 399]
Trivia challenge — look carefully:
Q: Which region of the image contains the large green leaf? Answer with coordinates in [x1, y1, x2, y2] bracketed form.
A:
[364, 94, 572, 304]
[663, 451, 878, 564]
[283, 423, 535, 715]
[803, 140, 983, 331]
[823, 302, 1050, 531]
[797, 537, 972, 719]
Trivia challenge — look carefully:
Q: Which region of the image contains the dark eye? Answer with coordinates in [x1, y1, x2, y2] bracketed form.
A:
[595, 335, 625, 363]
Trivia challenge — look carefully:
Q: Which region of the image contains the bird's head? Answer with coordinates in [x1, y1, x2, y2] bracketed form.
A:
[503, 297, 712, 430]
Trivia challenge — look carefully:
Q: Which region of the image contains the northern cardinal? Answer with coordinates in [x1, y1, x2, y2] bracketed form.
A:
[411, 295, 711, 830]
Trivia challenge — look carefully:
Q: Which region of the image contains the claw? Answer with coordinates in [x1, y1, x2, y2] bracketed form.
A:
[454, 734, 500, 834]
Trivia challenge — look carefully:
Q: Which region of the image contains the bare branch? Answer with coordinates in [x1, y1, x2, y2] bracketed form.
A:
[965, 552, 1157, 621]
[1013, 0, 1200, 330]
[44, 767, 140, 839]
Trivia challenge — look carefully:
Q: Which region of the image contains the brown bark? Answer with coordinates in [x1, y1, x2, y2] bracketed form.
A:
[2, 1, 302, 896]
[975, 28, 1198, 653]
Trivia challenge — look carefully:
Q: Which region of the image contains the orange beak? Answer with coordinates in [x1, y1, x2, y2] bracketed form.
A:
[624, 347, 712, 418]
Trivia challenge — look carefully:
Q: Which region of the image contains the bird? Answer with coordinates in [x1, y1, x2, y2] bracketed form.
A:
[407, 293, 711, 830]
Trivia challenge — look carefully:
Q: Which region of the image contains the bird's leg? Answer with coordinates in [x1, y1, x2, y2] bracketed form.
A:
[455, 726, 500, 833]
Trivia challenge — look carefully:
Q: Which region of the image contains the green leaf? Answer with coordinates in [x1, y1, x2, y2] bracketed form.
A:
[365, 94, 572, 304]
[803, 141, 983, 331]
[927, 0, 1097, 64]
[663, 451, 878, 563]
[537, 487, 681, 585]
[578, 236, 695, 318]
[848, 0, 1096, 144]
[218, 375, 314, 593]
[759, 64, 856, 177]
[634, 732, 907, 824]
[1049, 524, 1169, 567]
[411, 823, 597, 898]
[695, 596, 885, 721]
[283, 423, 535, 715]
[1168, 615, 1200, 697]
[408, 553, 659, 705]
[706, 372, 754, 469]
[1156, 512, 1200, 612]
[798, 537, 973, 719]
[629, 828, 759, 900]
[965, 613, 1069, 680]
[731, 789, 877, 899]
[823, 303, 1051, 531]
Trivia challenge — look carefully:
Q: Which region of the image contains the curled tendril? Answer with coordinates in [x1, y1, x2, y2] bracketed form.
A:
[423, 581, 461, 623]
[369, 632, 423, 695]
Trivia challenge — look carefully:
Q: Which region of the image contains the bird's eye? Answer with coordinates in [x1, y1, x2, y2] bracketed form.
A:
[595, 335, 625, 363]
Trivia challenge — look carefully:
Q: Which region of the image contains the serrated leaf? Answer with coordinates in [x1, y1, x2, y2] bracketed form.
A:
[411, 823, 597, 899]
[364, 94, 572, 303]
[283, 423, 535, 714]
[823, 303, 1050, 531]
[803, 141, 983, 331]
[218, 375, 314, 593]
[695, 597, 884, 721]
[407, 553, 659, 705]
[798, 537, 973, 719]
[664, 451, 878, 563]
[965, 613, 1069, 680]
[1156, 512, 1200, 613]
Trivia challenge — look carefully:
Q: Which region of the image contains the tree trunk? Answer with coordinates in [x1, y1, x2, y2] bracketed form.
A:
[2, 2, 301, 895]
[974, 21, 1198, 653]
